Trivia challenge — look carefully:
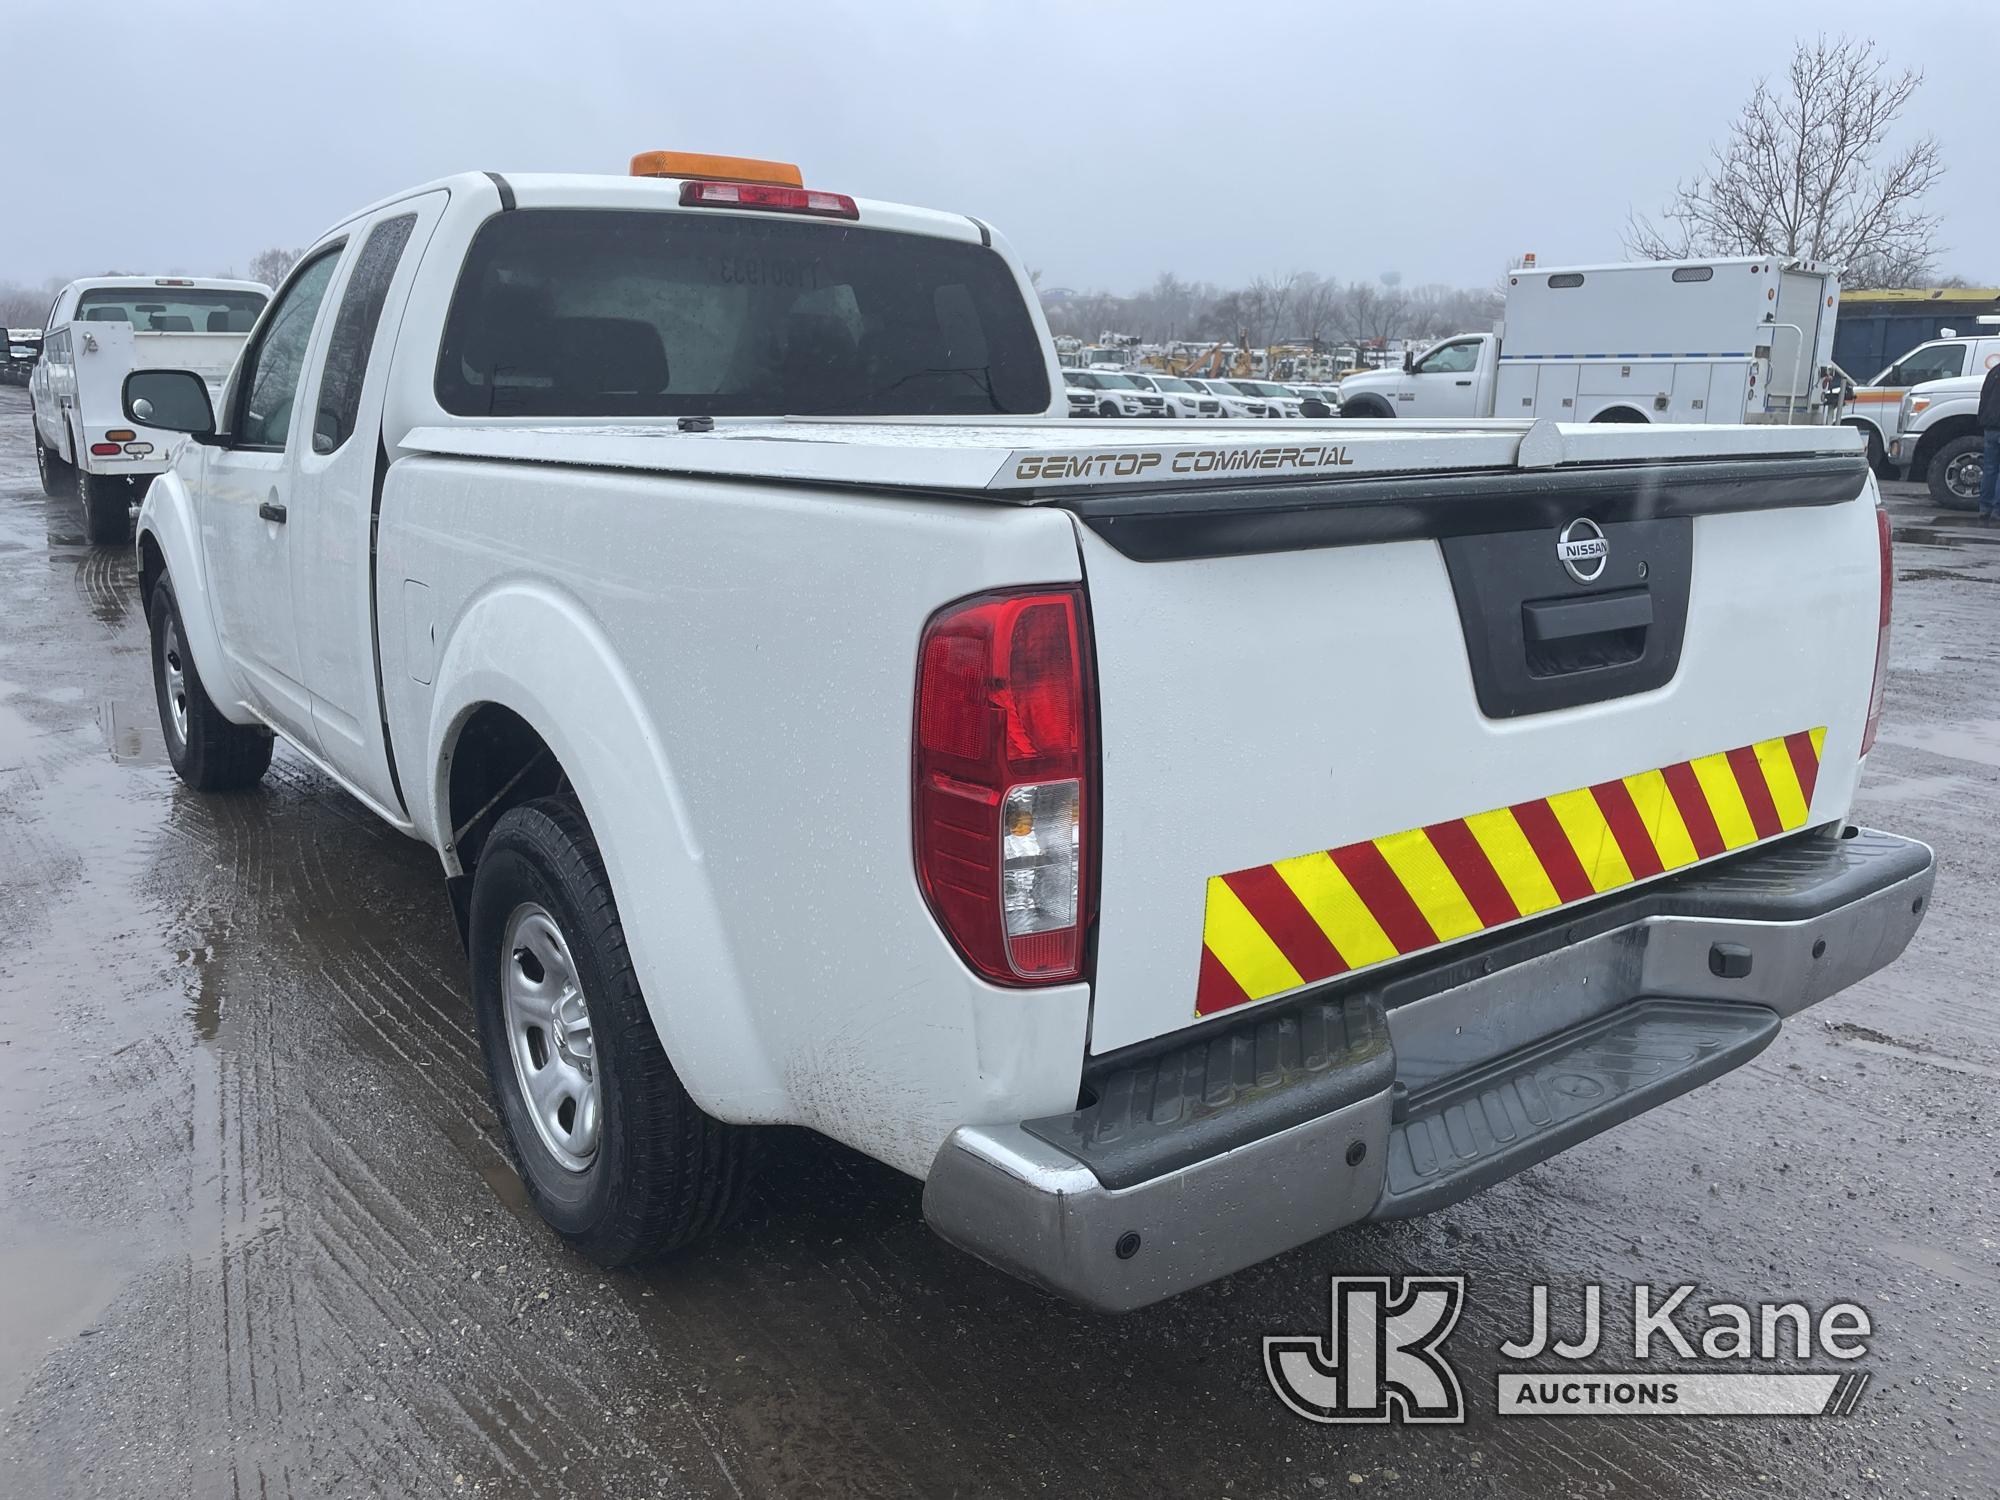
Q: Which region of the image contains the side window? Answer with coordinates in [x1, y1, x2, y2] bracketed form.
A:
[1416, 341, 1479, 376]
[313, 214, 418, 454]
[1890, 345, 1965, 386]
[235, 248, 342, 449]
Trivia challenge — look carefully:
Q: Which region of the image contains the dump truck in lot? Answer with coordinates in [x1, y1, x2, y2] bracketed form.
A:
[124, 154, 1932, 1312]
[31, 276, 269, 542]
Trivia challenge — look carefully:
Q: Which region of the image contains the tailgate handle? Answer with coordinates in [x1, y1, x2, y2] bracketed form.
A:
[1522, 588, 1653, 643]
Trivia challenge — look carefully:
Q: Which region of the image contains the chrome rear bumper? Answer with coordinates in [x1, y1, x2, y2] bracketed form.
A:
[923, 827, 1933, 1313]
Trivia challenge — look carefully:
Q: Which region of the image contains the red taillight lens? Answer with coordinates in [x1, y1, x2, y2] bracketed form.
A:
[914, 588, 1094, 985]
[677, 180, 858, 219]
[1861, 500, 1893, 756]
[89, 441, 121, 456]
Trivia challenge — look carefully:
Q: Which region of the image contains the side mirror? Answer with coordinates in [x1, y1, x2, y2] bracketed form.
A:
[1402, 350, 1415, 373]
[124, 369, 218, 442]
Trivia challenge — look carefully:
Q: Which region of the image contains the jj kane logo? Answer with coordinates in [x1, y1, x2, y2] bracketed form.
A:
[1265, 1278, 1875, 1424]
[1264, 1277, 1467, 1424]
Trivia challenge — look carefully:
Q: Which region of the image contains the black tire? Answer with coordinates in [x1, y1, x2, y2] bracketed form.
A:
[1849, 422, 1892, 479]
[149, 577, 274, 791]
[1590, 407, 1648, 424]
[1926, 434, 1984, 512]
[470, 798, 757, 1266]
[1342, 396, 1392, 419]
[80, 471, 134, 545]
[34, 426, 76, 500]
[1097, 400, 1118, 418]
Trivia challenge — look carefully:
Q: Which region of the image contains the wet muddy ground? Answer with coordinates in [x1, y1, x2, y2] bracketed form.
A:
[0, 385, 1993, 1498]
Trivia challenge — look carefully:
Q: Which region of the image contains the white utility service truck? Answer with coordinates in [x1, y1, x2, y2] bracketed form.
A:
[31, 276, 270, 542]
[1336, 257, 1840, 427]
[1838, 322, 2000, 476]
[125, 155, 1930, 1312]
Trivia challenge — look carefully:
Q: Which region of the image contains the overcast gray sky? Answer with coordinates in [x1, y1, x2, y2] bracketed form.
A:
[5, 0, 1996, 294]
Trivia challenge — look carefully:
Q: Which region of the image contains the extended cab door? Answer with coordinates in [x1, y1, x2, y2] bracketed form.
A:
[198, 247, 345, 750]
[1400, 336, 1486, 418]
[283, 192, 449, 818]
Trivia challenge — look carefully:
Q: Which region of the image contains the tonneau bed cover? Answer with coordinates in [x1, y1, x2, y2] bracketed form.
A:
[398, 417, 1866, 499]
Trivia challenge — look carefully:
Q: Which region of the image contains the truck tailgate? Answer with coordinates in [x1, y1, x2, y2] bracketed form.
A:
[1071, 451, 1880, 1053]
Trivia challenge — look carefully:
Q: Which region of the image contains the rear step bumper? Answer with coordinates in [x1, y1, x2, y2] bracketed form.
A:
[922, 827, 1933, 1312]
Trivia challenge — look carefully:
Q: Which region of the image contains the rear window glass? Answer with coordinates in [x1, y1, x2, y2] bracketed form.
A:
[74, 287, 266, 332]
[435, 208, 1051, 418]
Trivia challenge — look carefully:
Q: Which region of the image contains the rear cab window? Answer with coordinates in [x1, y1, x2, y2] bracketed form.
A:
[434, 208, 1050, 418]
[74, 287, 267, 332]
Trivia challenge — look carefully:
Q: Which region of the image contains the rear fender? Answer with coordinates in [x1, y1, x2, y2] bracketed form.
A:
[426, 581, 784, 1117]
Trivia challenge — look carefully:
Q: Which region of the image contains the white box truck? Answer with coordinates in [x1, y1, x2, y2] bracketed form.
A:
[31, 276, 270, 543]
[1336, 257, 1840, 427]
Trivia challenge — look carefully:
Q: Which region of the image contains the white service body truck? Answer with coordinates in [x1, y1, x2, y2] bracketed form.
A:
[127, 159, 1931, 1312]
[1336, 257, 1840, 428]
[31, 277, 270, 542]
[1838, 327, 2000, 477]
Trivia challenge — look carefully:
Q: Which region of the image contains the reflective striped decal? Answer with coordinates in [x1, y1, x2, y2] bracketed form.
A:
[1194, 728, 1827, 1017]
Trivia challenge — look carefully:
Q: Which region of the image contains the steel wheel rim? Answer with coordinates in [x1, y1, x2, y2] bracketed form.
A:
[501, 902, 600, 1172]
[160, 615, 189, 745]
[1945, 452, 1982, 501]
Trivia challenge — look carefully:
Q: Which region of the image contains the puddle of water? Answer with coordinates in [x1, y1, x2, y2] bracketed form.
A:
[0, 1234, 142, 1414]
[1893, 521, 2000, 550]
[1878, 1239, 1999, 1286]
[1873, 717, 2000, 768]
[1833, 1034, 2000, 1083]
[98, 696, 165, 767]
[1853, 767, 1988, 803]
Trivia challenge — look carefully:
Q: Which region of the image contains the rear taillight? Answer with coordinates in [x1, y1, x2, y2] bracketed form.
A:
[914, 588, 1093, 984]
[1861, 500, 1893, 756]
[678, 180, 858, 219]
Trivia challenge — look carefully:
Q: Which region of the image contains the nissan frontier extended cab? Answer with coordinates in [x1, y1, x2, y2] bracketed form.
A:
[123, 153, 1932, 1312]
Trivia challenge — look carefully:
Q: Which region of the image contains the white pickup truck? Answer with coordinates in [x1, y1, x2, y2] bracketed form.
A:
[125, 155, 1932, 1312]
[1887, 371, 1991, 508]
[31, 277, 270, 542]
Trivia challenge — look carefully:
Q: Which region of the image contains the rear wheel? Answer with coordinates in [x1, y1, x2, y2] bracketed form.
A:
[1927, 434, 1984, 512]
[470, 798, 757, 1266]
[80, 471, 135, 545]
[34, 430, 75, 500]
[150, 577, 274, 791]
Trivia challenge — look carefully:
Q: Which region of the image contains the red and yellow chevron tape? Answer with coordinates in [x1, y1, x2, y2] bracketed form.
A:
[1195, 727, 1827, 1017]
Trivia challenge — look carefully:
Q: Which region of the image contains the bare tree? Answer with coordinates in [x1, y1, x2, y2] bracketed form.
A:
[247, 246, 302, 287]
[1625, 36, 1944, 287]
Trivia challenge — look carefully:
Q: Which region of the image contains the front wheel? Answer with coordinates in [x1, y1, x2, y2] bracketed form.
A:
[1927, 435, 1984, 512]
[80, 471, 135, 545]
[1097, 400, 1119, 418]
[470, 798, 757, 1266]
[150, 577, 274, 791]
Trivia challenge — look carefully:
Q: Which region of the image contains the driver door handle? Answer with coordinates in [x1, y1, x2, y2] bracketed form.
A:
[259, 500, 288, 524]
[1455, 379, 1472, 386]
